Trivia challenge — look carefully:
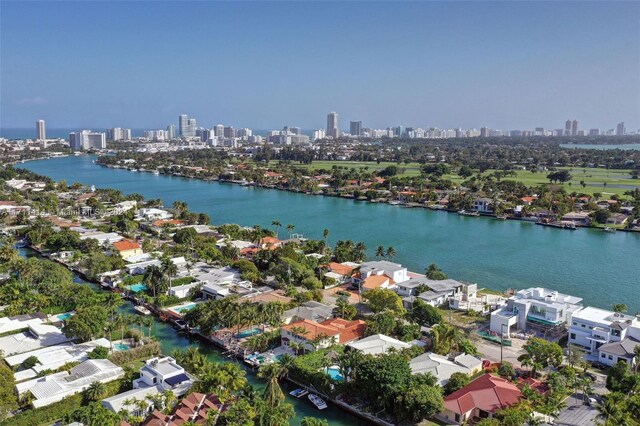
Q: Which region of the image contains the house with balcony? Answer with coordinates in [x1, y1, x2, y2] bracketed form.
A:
[397, 277, 475, 309]
[134, 356, 194, 397]
[472, 198, 493, 213]
[490, 287, 583, 338]
[358, 260, 409, 286]
[568, 306, 640, 365]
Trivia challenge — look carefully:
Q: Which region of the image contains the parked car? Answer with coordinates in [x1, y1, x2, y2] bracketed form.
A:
[591, 361, 606, 370]
[586, 397, 599, 407]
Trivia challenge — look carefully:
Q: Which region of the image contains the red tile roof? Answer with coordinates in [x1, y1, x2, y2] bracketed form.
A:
[444, 374, 523, 415]
[320, 318, 366, 344]
[282, 319, 340, 340]
[328, 262, 355, 276]
[113, 239, 141, 252]
[362, 275, 390, 290]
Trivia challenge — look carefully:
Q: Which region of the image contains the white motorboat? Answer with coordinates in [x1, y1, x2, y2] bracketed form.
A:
[134, 305, 151, 316]
[308, 394, 327, 410]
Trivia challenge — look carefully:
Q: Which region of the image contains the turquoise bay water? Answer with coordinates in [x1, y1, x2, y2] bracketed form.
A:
[20, 156, 640, 313]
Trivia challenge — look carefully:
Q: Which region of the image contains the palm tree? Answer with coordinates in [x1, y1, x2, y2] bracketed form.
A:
[385, 246, 396, 261]
[271, 220, 281, 239]
[429, 323, 461, 355]
[375, 245, 385, 259]
[142, 316, 154, 340]
[277, 354, 295, 378]
[143, 265, 164, 298]
[258, 363, 285, 409]
[596, 392, 625, 424]
[84, 381, 106, 401]
[323, 228, 330, 247]
[161, 257, 178, 289]
[285, 224, 295, 239]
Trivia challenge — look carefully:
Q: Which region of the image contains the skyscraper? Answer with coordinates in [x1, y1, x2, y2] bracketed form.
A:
[565, 120, 572, 136]
[616, 122, 626, 136]
[179, 114, 188, 137]
[69, 130, 106, 150]
[215, 125, 224, 137]
[350, 121, 362, 136]
[571, 120, 578, 136]
[107, 128, 131, 141]
[480, 126, 489, 137]
[326, 112, 339, 138]
[166, 125, 176, 139]
[36, 120, 46, 140]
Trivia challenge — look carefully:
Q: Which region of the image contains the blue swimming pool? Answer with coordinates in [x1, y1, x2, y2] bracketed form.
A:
[326, 366, 344, 381]
[126, 283, 147, 293]
[235, 328, 262, 339]
[56, 312, 73, 321]
[114, 342, 131, 351]
[172, 303, 196, 313]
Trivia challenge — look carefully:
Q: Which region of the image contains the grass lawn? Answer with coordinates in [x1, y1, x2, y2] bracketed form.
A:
[269, 159, 638, 196]
[437, 306, 488, 330]
[445, 167, 638, 197]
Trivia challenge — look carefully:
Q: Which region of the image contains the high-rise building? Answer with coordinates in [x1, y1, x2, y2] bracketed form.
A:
[237, 128, 253, 138]
[224, 126, 236, 138]
[313, 129, 326, 141]
[290, 127, 301, 135]
[565, 120, 572, 136]
[179, 114, 188, 137]
[69, 130, 106, 150]
[215, 125, 224, 137]
[108, 128, 131, 141]
[571, 120, 578, 136]
[589, 129, 600, 136]
[616, 122, 626, 136]
[36, 120, 46, 140]
[480, 126, 489, 137]
[326, 112, 339, 138]
[166, 125, 176, 139]
[350, 121, 362, 136]
[195, 128, 213, 142]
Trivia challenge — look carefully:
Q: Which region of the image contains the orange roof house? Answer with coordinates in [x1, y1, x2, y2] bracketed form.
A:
[281, 318, 366, 351]
[328, 262, 355, 277]
[152, 219, 186, 227]
[259, 237, 282, 249]
[362, 275, 392, 291]
[143, 392, 223, 425]
[441, 374, 523, 424]
[113, 239, 143, 260]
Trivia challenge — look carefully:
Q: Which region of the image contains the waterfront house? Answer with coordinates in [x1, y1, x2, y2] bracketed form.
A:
[598, 336, 640, 368]
[561, 212, 591, 226]
[606, 213, 629, 225]
[139, 208, 172, 221]
[472, 198, 493, 213]
[0, 313, 45, 336]
[362, 274, 393, 291]
[568, 306, 640, 364]
[79, 231, 123, 245]
[134, 356, 194, 396]
[16, 359, 124, 409]
[346, 334, 411, 355]
[440, 374, 523, 425]
[113, 239, 143, 260]
[359, 260, 409, 284]
[409, 352, 482, 386]
[397, 277, 475, 309]
[324, 262, 358, 286]
[280, 318, 366, 352]
[489, 287, 583, 337]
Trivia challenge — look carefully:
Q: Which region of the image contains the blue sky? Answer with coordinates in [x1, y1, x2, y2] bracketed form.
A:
[1, 1, 639, 131]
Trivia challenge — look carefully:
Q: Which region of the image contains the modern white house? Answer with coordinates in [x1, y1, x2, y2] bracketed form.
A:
[409, 352, 483, 386]
[138, 208, 172, 221]
[7, 338, 110, 382]
[346, 334, 411, 356]
[102, 385, 162, 417]
[16, 359, 124, 408]
[472, 198, 493, 213]
[359, 260, 409, 285]
[490, 287, 583, 338]
[568, 306, 640, 365]
[134, 356, 194, 396]
[397, 278, 476, 309]
[0, 323, 71, 356]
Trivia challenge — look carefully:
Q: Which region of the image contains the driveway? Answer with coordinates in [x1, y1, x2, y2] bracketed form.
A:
[555, 393, 599, 425]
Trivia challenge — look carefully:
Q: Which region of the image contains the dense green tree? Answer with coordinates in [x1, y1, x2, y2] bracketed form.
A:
[426, 263, 448, 280]
[409, 299, 443, 326]
[363, 288, 405, 315]
[517, 337, 563, 378]
[63, 306, 109, 342]
[443, 372, 470, 395]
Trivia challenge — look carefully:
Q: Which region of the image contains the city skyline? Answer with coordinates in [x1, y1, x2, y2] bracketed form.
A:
[2, 2, 639, 130]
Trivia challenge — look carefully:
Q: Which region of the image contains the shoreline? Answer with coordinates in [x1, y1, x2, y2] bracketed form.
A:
[95, 161, 640, 234]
